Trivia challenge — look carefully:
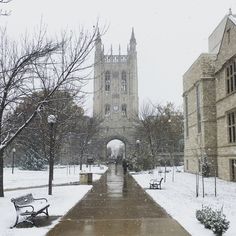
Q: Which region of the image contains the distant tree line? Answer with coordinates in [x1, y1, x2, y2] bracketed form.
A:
[132, 102, 184, 171]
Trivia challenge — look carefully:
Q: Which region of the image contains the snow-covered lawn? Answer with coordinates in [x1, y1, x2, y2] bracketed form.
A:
[132, 167, 236, 236]
[4, 165, 107, 190]
[0, 165, 107, 236]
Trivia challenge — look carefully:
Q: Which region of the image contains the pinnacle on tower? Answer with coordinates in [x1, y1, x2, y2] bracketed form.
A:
[95, 28, 102, 59]
[229, 8, 232, 15]
[130, 27, 136, 44]
[129, 27, 136, 53]
[110, 44, 113, 55]
[96, 29, 101, 44]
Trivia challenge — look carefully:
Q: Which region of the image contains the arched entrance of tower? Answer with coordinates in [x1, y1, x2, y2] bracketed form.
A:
[106, 139, 125, 164]
[104, 135, 131, 163]
[92, 133, 136, 163]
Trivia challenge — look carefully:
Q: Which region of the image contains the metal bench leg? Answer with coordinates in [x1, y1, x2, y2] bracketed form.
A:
[40, 207, 49, 217]
[45, 207, 49, 217]
[11, 215, 19, 228]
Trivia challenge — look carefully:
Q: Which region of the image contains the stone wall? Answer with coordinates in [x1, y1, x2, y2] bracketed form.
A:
[183, 15, 236, 181]
[93, 32, 139, 160]
[214, 18, 236, 180]
[183, 54, 217, 175]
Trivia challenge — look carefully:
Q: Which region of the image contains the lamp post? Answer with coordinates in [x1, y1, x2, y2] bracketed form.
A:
[12, 148, 16, 174]
[47, 114, 57, 195]
[167, 117, 175, 182]
[136, 139, 140, 169]
[136, 139, 140, 152]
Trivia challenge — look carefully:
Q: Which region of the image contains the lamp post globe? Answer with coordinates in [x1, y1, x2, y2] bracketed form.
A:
[47, 114, 57, 124]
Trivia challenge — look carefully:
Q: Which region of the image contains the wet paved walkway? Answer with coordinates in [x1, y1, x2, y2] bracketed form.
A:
[47, 165, 190, 236]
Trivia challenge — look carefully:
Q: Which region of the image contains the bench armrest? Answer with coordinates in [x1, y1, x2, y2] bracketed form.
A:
[33, 197, 48, 202]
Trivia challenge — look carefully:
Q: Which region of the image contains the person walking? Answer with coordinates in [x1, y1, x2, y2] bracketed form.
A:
[122, 158, 128, 174]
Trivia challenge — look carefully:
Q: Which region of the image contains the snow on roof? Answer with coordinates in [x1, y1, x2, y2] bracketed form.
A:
[229, 14, 236, 25]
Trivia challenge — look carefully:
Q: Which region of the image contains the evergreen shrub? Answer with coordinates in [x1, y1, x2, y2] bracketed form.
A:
[196, 206, 230, 235]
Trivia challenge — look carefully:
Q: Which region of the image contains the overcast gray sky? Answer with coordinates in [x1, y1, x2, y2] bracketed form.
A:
[2, 0, 236, 112]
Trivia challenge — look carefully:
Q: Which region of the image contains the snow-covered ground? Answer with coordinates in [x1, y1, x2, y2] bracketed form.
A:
[4, 165, 107, 190]
[0, 165, 107, 236]
[132, 167, 236, 236]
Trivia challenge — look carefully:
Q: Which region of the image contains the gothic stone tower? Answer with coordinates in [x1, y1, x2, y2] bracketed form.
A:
[93, 29, 139, 159]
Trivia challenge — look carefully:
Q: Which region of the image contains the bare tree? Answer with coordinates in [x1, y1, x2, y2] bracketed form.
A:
[0, 28, 59, 197]
[134, 102, 184, 170]
[0, 25, 100, 197]
[0, 0, 12, 16]
[75, 116, 101, 170]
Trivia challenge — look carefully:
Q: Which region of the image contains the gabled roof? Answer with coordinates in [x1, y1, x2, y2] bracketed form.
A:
[208, 11, 236, 54]
[229, 14, 236, 25]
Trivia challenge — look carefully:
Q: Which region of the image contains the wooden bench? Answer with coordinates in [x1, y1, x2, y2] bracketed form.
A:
[149, 177, 164, 189]
[11, 193, 50, 227]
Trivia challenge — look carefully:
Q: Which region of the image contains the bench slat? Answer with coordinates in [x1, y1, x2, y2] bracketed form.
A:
[11, 193, 34, 205]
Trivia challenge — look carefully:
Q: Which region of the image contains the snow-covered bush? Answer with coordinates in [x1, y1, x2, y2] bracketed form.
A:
[202, 206, 215, 229]
[196, 209, 204, 223]
[196, 206, 230, 235]
[210, 211, 230, 235]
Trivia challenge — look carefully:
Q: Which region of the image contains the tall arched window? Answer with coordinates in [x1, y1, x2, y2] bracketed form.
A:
[105, 71, 111, 91]
[121, 104, 127, 117]
[105, 104, 111, 116]
[121, 71, 127, 92]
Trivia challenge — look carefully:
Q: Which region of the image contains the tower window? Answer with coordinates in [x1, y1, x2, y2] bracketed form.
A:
[105, 71, 111, 91]
[105, 104, 111, 116]
[121, 104, 127, 117]
[121, 71, 127, 92]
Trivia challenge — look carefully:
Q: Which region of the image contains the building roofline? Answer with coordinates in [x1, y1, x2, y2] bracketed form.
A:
[183, 53, 216, 77]
[208, 15, 228, 39]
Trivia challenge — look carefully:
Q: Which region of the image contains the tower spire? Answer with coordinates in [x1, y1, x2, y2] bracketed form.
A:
[130, 27, 136, 43]
[110, 44, 113, 55]
[129, 27, 136, 52]
[96, 28, 101, 44]
[95, 28, 102, 60]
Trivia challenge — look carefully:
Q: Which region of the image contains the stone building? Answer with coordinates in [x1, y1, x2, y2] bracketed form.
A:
[93, 29, 139, 159]
[183, 10, 236, 181]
